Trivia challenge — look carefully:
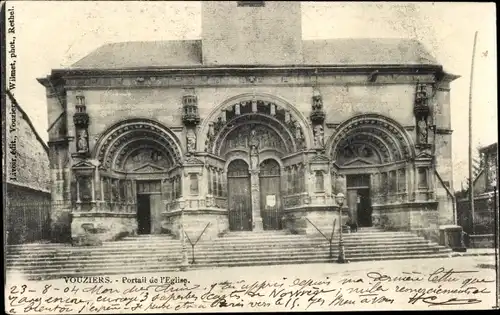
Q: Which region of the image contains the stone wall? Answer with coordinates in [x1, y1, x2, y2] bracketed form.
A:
[64, 74, 435, 158]
[71, 213, 137, 242]
[5, 92, 50, 197]
[284, 206, 347, 235]
[162, 211, 229, 241]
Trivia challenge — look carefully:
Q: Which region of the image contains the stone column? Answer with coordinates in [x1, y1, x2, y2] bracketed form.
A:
[249, 169, 263, 231]
[407, 163, 414, 201]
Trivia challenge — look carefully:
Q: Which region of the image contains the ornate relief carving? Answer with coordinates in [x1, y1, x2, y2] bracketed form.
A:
[329, 115, 413, 163]
[186, 128, 197, 154]
[249, 129, 260, 170]
[96, 120, 181, 170]
[417, 117, 429, 144]
[284, 195, 301, 207]
[76, 129, 89, 154]
[206, 99, 307, 154]
[414, 84, 432, 146]
[123, 148, 171, 172]
[310, 88, 326, 124]
[182, 91, 200, 126]
[313, 125, 325, 148]
[220, 124, 288, 156]
[65, 74, 436, 89]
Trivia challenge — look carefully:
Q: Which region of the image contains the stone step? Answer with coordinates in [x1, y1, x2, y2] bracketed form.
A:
[6, 243, 447, 265]
[119, 234, 424, 244]
[13, 252, 453, 281]
[6, 228, 450, 281]
[7, 249, 450, 273]
[4, 239, 429, 257]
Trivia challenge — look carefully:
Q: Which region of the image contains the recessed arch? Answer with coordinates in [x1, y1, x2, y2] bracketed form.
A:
[93, 118, 183, 171]
[199, 93, 314, 153]
[327, 114, 415, 166]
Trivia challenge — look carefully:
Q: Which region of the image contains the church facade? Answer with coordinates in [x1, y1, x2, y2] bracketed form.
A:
[38, 1, 458, 243]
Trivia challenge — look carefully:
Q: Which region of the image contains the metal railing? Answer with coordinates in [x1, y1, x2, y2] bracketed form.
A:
[184, 222, 211, 264]
[6, 201, 52, 245]
[305, 217, 337, 259]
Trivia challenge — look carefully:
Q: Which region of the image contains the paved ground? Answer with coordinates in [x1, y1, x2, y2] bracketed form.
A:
[5, 255, 499, 313]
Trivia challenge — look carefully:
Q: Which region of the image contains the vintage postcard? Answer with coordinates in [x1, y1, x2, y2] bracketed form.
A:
[2, 1, 499, 313]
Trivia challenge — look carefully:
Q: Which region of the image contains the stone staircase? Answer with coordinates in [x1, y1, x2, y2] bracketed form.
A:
[5, 227, 453, 280]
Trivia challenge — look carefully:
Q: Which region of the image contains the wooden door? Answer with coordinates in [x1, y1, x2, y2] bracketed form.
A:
[136, 194, 151, 234]
[358, 188, 372, 227]
[227, 160, 252, 231]
[150, 194, 163, 234]
[259, 159, 282, 230]
[346, 189, 358, 226]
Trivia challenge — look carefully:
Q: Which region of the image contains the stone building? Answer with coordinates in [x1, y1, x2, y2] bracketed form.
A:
[38, 1, 458, 243]
[473, 142, 498, 195]
[4, 90, 51, 243]
[4, 91, 51, 204]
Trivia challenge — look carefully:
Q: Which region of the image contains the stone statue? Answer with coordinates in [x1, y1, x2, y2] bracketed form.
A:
[312, 89, 323, 110]
[77, 129, 88, 152]
[248, 129, 260, 170]
[313, 125, 324, 147]
[249, 129, 260, 150]
[186, 129, 196, 153]
[418, 117, 428, 144]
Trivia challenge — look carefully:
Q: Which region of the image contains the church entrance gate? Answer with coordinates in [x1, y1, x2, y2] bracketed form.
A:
[227, 160, 253, 231]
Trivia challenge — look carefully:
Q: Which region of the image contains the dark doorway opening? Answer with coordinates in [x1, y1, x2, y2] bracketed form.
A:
[357, 188, 372, 227]
[136, 194, 151, 234]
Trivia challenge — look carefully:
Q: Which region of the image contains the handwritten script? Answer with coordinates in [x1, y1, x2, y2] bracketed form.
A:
[6, 267, 496, 313]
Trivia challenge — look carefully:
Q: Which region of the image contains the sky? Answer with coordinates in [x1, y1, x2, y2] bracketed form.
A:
[5, 1, 497, 190]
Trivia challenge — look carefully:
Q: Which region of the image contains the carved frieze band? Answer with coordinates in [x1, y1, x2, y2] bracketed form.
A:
[63, 74, 437, 89]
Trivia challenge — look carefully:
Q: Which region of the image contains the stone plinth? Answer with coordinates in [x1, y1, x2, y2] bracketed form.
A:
[283, 206, 347, 235]
[51, 202, 72, 243]
[71, 212, 137, 243]
[374, 201, 440, 242]
[161, 209, 229, 241]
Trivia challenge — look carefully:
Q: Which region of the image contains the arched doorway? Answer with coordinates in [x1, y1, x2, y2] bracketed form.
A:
[227, 160, 252, 231]
[93, 119, 183, 235]
[328, 114, 416, 228]
[259, 159, 283, 230]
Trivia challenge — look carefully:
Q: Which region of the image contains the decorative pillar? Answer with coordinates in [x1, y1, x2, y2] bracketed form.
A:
[100, 177, 104, 202]
[414, 83, 431, 147]
[249, 169, 263, 231]
[182, 89, 200, 156]
[76, 179, 81, 203]
[90, 176, 96, 204]
[249, 128, 263, 231]
[310, 88, 326, 150]
[73, 95, 90, 157]
[94, 166, 100, 201]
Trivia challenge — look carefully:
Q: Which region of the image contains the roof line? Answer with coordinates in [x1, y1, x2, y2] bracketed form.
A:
[6, 90, 49, 155]
[47, 111, 65, 133]
[51, 64, 443, 76]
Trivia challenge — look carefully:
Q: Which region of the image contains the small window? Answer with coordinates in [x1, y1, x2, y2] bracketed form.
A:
[237, 1, 265, 7]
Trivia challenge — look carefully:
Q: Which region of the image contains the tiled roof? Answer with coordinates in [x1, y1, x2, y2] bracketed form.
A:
[302, 38, 438, 66]
[71, 40, 203, 69]
[70, 38, 440, 69]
